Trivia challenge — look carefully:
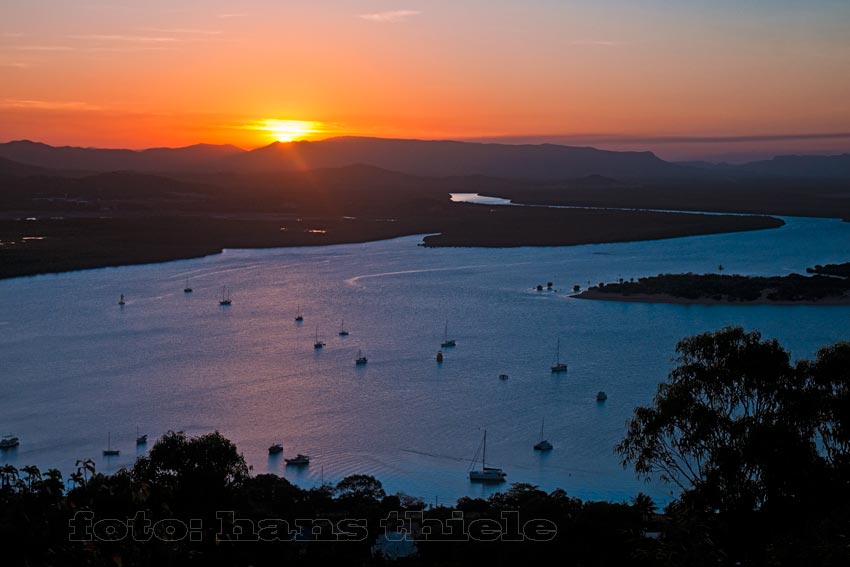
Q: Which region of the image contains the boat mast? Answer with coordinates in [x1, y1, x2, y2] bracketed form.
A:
[541, 418, 545, 439]
[482, 430, 487, 468]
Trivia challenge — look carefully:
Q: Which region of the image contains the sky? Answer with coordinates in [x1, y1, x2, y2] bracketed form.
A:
[1, 0, 849, 161]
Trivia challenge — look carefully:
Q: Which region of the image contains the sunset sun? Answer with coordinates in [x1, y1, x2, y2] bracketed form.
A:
[261, 119, 319, 143]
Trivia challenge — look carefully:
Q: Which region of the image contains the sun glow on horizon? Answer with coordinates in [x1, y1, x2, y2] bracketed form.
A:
[255, 119, 322, 143]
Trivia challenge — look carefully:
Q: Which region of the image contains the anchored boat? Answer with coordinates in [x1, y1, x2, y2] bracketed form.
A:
[551, 338, 568, 373]
[469, 430, 507, 483]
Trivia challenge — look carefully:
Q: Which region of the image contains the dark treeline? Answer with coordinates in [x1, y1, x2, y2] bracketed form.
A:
[1, 327, 848, 566]
[587, 270, 850, 302]
[808, 261, 850, 278]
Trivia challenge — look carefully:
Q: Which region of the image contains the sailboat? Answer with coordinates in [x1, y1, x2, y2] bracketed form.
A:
[436, 350, 444, 363]
[441, 320, 456, 348]
[183, 278, 193, 293]
[0, 435, 20, 450]
[355, 349, 368, 365]
[135, 427, 147, 445]
[295, 305, 304, 322]
[469, 430, 507, 483]
[551, 338, 568, 373]
[338, 320, 349, 336]
[219, 286, 232, 306]
[103, 433, 120, 456]
[118, 294, 126, 306]
[533, 418, 553, 451]
[313, 327, 325, 349]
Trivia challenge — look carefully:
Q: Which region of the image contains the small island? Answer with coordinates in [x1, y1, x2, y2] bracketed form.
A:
[807, 261, 850, 278]
[574, 268, 850, 305]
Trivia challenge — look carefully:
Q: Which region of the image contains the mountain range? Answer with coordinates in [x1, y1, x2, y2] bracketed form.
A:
[1, 137, 848, 181]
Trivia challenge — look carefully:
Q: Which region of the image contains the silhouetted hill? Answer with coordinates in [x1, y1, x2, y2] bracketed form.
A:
[0, 140, 244, 172]
[222, 136, 691, 180]
[5, 138, 849, 182]
[737, 154, 850, 178]
[0, 156, 52, 177]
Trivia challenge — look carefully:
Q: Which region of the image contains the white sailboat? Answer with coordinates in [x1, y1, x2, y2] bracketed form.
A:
[295, 305, 304, 322]
[533, 418, 553, 451]
[313, 326, 325, 349]
[339, 320, 349, 336]
[468, 430, 507, 483]
[551, 338, 568, 373]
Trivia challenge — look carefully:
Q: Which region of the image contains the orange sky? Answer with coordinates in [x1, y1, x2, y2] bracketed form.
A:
[1, 1, 849, 160]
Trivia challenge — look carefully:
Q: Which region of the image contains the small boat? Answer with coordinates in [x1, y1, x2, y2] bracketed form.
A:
[551, 338, 568, 373]
[469, 430, 506, 483]
[436, 350, 444, 363]
[103, 432, 120, 457]
[295, 305, 304, 322]
[533, 418, 553, 451]
[440, 320, 456, 348]
[285, 453, 310, 466]
[268, 443, 283, 455]
[183, 278, 193, 293]
[135, 427, 147, 445]
[0, 435, 20, 450]
[499, 373, 509, 380]
[596, 391, 608, 402]
[219, 286, 232, 306]
[118, 294, 126, 306]
[313, 327, 325, 349]
[355, 349, 368, 365]
[338, 320, 349, 337]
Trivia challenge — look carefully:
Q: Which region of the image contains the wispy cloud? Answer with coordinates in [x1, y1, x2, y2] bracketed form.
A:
[68, 34, 182, 43]
[11, 45, 75, 52]
[142, 28, 222, 36]
[464, 132, 850, 145]
[358, 10, 421, 23]
[0, 99, 102, 111]
[0, 62, 31, 68]
[570, 40, 622, 47]
[217, 13, 247, 19]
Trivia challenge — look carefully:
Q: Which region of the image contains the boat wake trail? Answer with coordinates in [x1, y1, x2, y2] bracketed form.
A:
[401, 449, 467, 463]
[344, 262, 533, 288]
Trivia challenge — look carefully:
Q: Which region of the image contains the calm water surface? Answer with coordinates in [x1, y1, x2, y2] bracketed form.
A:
[2, 211, 849, 505]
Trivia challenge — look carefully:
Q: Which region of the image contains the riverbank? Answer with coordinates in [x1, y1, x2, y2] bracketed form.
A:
[0, 206, 783, 279]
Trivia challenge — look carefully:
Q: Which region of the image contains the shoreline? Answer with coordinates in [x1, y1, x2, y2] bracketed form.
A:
[573, 289, 850, 306]
[0, 209, 783, 280]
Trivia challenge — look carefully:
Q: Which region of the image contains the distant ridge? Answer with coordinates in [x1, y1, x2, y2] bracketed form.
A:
[0, 140, 244, 172]
[1, 137, 849, 180]
[737, 154, 850, 178]
[221, 136, 690, 180]
[0, 137, 687, 180]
